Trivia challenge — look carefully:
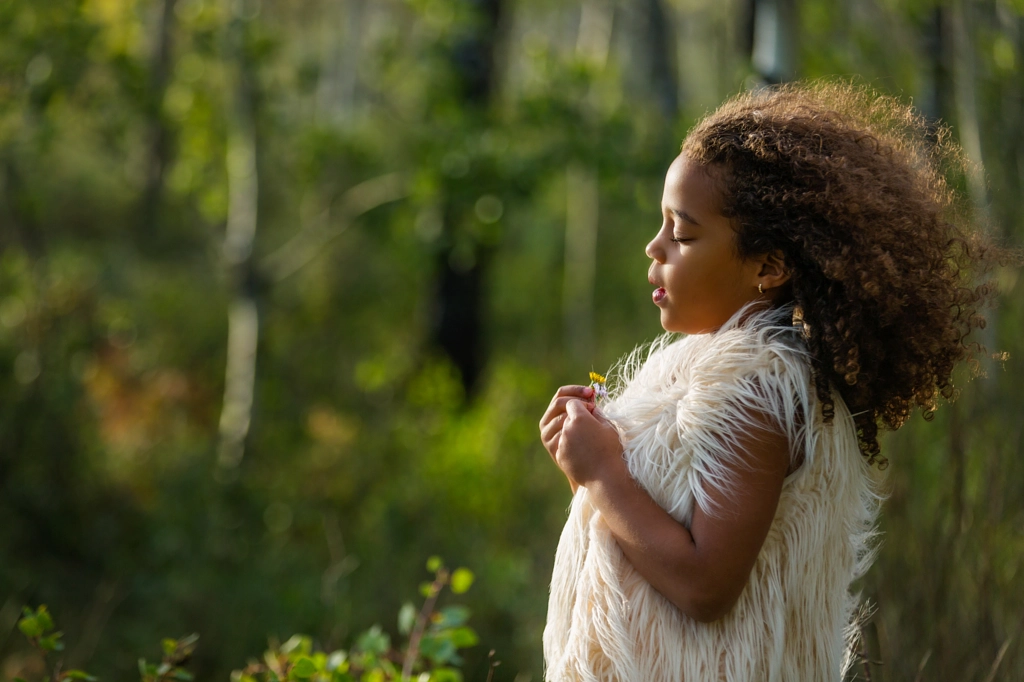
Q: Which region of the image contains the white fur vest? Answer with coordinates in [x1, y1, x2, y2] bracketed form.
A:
[543, 305, 885, 681]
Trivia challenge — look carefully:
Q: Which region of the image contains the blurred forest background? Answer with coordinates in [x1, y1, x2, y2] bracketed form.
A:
[1, 0, 1022, 680]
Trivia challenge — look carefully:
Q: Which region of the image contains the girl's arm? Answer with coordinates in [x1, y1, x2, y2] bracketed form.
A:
[556, 398, 790, 622]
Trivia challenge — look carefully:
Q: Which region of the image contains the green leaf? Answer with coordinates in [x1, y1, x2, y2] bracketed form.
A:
[397, 603, 416, 635]
[64, 670, 98, 681]
[354, 625, 390, 656]
[39, 632, 64, 652]
[280, 635, 311, 656]
[429, 668, 463, 682]
[361, 670, 384, 682]
[290, 656, 317, 679]
[419, 582, 434, 598]
[325, 650, 347, 672]
[178, 633, 200, 651]
[450, 568, 474, 594]
[162, 638, 178, 656]
[426, 556, 443, 572]
[17, 615, 42, 639]
[35, 606, 54, 632]
[14, 677, 29, 682]
[449, 627, 478, 648]
[419, 636, 457, 665]
[172, 670, 193, 681]
[432, 606, 469, 629]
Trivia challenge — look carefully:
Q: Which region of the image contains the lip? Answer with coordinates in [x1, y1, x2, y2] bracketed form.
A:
[649, 267, 666, 304]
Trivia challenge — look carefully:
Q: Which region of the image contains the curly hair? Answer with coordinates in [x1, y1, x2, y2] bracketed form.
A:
[682, 81, 1012, 464]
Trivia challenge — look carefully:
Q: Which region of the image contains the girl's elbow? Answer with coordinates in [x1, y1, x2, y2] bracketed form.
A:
[693, 599, 736, 623]
[680, 587, 741, 623]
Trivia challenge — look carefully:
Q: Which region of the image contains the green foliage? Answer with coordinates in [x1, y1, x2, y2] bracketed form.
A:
[11, 561, 484, 682]
[14, 606, 91, 682]
[138, 634, 198, 682]
[17, 607, 62, 654]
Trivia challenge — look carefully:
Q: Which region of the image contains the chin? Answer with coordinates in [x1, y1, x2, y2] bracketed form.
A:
[660, 317, 686, 334]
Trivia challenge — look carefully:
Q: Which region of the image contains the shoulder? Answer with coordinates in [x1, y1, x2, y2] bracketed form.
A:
[710, 303, 810, 369]
[680, 306, 817, 496]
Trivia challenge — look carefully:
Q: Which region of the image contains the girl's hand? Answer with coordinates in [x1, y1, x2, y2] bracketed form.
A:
[539, 386, 596, 491]
[556, 399, 624, 488]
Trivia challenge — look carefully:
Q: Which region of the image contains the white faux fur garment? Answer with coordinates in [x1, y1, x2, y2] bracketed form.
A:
[543, 304, 886, 682]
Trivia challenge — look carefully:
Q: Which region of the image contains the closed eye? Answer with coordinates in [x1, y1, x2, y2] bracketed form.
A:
[671, 237, 693, 243]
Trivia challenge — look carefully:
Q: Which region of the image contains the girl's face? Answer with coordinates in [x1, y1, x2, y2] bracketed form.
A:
[646, 153, 765, 334]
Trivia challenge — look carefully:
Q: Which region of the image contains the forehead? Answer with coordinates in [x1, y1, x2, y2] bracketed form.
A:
[663, 153, 726, 213]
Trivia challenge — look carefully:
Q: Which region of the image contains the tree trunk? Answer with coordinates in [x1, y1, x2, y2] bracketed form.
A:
[432, 0, 504, 396]
[748, 0, 798, 84]
[316, 0, 364, 123]
[139, 0, 178, 246]
[920, 6, 953, 125]
[560, 0, 613, 366]
[216, 6, 261, 478]
[622, 0, 679, 118]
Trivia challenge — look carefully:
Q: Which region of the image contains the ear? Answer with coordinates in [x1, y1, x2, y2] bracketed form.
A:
[756, 250, 791, 291]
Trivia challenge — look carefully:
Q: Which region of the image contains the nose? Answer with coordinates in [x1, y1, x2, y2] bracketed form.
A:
[645, 232, 664, 262]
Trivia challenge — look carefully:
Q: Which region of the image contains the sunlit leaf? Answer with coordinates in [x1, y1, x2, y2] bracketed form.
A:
[429, 667, 462, 682]
[325, 650, 347, 672]
[17, 615, 42, 639]
[35, 606, 54, 632]
[449, 568, 473, 594]
[398, 602, 417, 635]
[290, 656, 317, 679]
[449, 627, 478, 648]
[280, 635, 311, 656]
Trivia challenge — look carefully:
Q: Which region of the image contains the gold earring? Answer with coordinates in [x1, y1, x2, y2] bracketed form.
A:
[758, 283, 764, 295]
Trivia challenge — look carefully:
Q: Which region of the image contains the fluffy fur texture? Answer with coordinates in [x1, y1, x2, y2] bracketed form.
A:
[543, 304, 886, 681]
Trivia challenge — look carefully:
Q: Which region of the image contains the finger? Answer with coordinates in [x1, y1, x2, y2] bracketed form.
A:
[540, 413, 565, 443]
[541, 396, 591, 430]
[565, 399, 592, 420]
[549, 432, 561, 457]
[555, 395, 594, 413]
[555, 385, 595, 400]
[539, 403, 565, 431]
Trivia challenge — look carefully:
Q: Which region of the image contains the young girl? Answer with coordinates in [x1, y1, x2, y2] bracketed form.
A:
[538, 83, 1008, 681]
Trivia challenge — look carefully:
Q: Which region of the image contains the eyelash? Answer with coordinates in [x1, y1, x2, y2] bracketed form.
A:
[670, 237, 693, 243]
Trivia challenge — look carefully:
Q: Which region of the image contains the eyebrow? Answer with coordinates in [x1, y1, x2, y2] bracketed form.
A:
[667, 207, 701, 226]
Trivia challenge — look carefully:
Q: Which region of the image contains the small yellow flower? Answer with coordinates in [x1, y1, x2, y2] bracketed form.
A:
[588, 371, 608, 402]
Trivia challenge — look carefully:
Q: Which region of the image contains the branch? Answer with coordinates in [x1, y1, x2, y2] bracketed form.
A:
[261, 172, 408, 282]
[401, 568, 447, 680]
